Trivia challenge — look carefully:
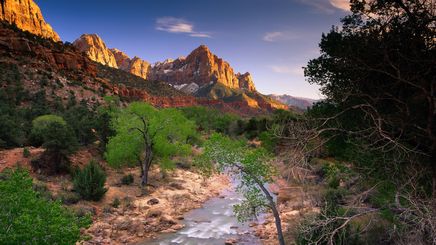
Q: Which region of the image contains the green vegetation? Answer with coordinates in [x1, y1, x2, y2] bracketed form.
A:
[120, 174, 134, 185]
[105, 102, 197, 189]
[179, 106, 239, 135]
[73, 161, 107, 201]
[0, 169, 90, 244]
[30, 115, 78, 173]
[197, 133, 285, 245]
[293, 1, 436, 244]
[22, 147, 30, 158]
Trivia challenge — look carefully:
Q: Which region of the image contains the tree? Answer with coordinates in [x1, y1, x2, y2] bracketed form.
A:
[198, 133, 285, 245]
[305, 0, 436, 195]
[105, 102, 197, 190]
[0, 169, 91, 244]
[73, 160, 107, 201]
[30, 115, 77, 173]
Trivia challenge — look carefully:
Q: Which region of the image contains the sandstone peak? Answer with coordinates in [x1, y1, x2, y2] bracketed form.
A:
[149, 45, 257, 93]
[73, 34, 151, 80]
[193, 44, 211, 53]
[73, 34, 118, 68]
[0, 0, 60, 41]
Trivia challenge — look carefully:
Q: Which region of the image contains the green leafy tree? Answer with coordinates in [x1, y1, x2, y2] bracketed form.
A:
[305, 0, 436, 195]
[30, 115, 78, 173]
[0, 169, 91, 244]
[105, 102, 197, 190]
[73, 160, 108, 201]
[198, 133, 285, 245]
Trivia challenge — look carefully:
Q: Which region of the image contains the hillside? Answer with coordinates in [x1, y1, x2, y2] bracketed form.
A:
[269, 94, 317, 110]
[73, 34, 287, 112]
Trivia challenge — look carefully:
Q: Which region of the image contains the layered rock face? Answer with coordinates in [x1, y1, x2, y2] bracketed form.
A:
[149, 45, 257, 92]
[73, 34, 118, 68]
[0, 0, 60, 41]
[73, 35, 150, 80]
[111, 48, 150, 79]
[236, 72, 256, 91]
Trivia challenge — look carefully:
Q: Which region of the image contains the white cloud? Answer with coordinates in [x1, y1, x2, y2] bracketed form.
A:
[297, 0, 350, 14]
[263, 31, 300, 42]
[155, 17, 211, 38]
[270, 65, 304, 76]
[189, 33, 211, 38]
[329, 0, 351, 11]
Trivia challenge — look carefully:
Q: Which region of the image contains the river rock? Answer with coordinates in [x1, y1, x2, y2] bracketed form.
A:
[147, 198, 160, 205]
[225, 238, 238, 245]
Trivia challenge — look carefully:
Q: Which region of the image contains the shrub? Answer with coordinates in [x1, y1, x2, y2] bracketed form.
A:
[30, 115, 78, 173]
[57, 191, 81, 205]
[73, 161, 107, 201]
[111, 197, 121, 208]
[120, 174, 134, 185]
[22, 148, 30, 158]
[0, 169, 90, 244]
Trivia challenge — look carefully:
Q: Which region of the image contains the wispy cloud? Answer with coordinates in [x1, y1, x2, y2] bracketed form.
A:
[297, 0, 350, 14]
[329, 0, 351, 11]
[270, 65, 304, 76]
[155, 17, 211, 38]
[263, 31, 300, 42]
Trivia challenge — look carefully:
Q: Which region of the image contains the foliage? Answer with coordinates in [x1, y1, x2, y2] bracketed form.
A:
[22, 147, 30, 158]
[73, 161, 107, 201]
[105, 102, 198, 187]
[305, 0, 435, 182]
[0, 169, 91, 244]
[30, 115, 78, 173]
[120, 174, 134, 185]
[179, 106, 240, 135]
[199, 133, 276, 219]
[32, 115, 78, 154]
[111, 197, 121, 208]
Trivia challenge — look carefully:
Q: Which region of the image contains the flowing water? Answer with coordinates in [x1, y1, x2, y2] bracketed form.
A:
[140, 180, 262, 245]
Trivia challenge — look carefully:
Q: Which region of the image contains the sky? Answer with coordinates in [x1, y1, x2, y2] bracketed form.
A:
[37, 0, 351, 99]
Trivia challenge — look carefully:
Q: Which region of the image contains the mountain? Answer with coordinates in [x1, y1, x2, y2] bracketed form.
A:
[1, 0, 286, 115]
[73, 34, 118, 68]
[110, 48, 151, 80]
[72, 34, 287, 111]
[0, 21, 285, 116]
[269, 94, 318, 110]
[0, 0, 60, 41]
[149, 45, 256, 93]
[73, 34, 151, 80]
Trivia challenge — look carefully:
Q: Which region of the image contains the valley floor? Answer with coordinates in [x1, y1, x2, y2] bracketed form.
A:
[0, 147, 323, 245]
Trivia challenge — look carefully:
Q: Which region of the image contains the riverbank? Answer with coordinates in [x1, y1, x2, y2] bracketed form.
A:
[0, 147, 230, 245]
[80, 167, 230, 244]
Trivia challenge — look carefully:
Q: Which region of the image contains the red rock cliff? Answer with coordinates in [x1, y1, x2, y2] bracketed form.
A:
[0, 0, 60, 41]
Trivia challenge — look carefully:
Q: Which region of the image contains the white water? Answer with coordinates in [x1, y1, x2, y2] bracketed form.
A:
[140, 181, 262, 245]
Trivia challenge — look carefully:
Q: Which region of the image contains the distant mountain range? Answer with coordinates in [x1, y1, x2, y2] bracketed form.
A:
[0, 0, 292, 115]
[268, 94, 318, 110]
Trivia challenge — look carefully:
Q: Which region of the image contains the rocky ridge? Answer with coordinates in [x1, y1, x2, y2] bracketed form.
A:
[0, 0, 60, 41]
[269, 94, 317, 110]
[71, 35, 287, 111]
[149, 45, 256, 93]
[0, 22, 279, 115]
[73, 34, 118, 68]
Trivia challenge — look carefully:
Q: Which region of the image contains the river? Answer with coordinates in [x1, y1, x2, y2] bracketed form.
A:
[139, 179, 263, 245]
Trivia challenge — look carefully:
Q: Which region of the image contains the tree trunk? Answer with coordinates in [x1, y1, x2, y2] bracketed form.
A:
[140, 144, 153, 193]
[248, 170, 285, 245]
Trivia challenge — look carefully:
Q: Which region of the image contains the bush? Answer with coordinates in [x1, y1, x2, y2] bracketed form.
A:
[30, 115, 78, 173]
[22, 148, 30, 158]
[73, 161, 107, 201]
[120, 174, 134, 185]
[57, 191, 81, 205]
[0, 169, 90, 244]
[111, 197, 121, 208]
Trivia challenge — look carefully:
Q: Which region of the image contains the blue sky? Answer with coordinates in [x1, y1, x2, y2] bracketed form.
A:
[37, 0, 350, 99]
